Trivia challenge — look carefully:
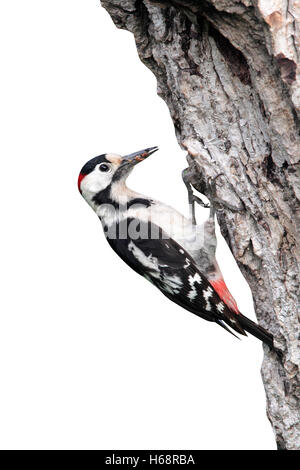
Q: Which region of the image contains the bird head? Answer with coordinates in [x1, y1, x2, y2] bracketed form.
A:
[78, 147, 158, 206]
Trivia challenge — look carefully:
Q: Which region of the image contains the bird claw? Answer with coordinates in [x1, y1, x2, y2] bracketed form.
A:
[207, 173, 244, 212]
[190, 194, 210, 209]
[207, 173, 224, 197]
[182, 167, 244, 217]
[182, 168, 210, 225]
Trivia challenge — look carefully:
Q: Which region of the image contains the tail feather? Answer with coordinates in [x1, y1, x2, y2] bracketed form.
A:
[237, 313, 282, 358]
[216, 319, 242, 339]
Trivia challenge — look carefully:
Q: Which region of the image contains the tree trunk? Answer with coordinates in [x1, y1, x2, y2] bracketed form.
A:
[101, 0, 300, 449]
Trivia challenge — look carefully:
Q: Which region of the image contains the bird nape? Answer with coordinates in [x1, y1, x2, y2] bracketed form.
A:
[78, 146, 282, 358]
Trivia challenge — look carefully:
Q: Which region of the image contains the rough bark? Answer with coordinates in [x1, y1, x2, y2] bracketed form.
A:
[101, 0, 300, 449]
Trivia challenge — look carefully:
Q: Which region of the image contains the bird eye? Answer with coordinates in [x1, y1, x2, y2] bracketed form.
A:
[99, 163, 110, 172]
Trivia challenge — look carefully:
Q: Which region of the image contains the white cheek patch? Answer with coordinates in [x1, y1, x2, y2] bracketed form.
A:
[81, 171, 108, 193]
[80, 168, 112, 204]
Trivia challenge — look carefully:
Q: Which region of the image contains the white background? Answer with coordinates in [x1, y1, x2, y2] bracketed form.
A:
[0, 0, 276, 450]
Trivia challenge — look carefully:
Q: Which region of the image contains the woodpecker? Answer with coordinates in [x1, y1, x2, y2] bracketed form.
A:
[78, 147, 280, 354]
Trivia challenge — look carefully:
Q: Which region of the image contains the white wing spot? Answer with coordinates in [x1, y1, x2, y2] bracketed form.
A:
[162, 274, 182, 295]
[217, 302, 225, 313]
[188, 289, 197, 301]
[203, 286, 213, 311]
[189, 273, 201, 285]
[203, 286, 213, 301]
[187, 273, 202, 301]
[128, 241, 160, 279]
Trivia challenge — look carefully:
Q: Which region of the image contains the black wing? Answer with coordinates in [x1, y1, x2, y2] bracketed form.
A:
[106, 218, 247, 336]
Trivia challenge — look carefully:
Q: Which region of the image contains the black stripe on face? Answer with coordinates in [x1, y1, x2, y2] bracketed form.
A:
[80, 154, 108, 175]
[93, 192, 152, 210]
[127, 198, 152, 208]
[92, 185, 119, 208]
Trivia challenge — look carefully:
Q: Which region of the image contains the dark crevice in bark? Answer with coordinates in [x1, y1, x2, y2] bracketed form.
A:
[135, 0, 151, 32]
[208, 23, 251, 86]
[180, 17, 204, 77]
[276, 53, 297, 84]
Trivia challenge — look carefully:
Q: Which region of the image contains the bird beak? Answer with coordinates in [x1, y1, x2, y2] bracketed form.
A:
[121, 146, 159, 167]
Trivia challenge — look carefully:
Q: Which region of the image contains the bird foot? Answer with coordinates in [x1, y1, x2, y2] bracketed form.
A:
[206, 173, 244, 213]
[182, 168, 210, 225]
[182, 166, 243, 216]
